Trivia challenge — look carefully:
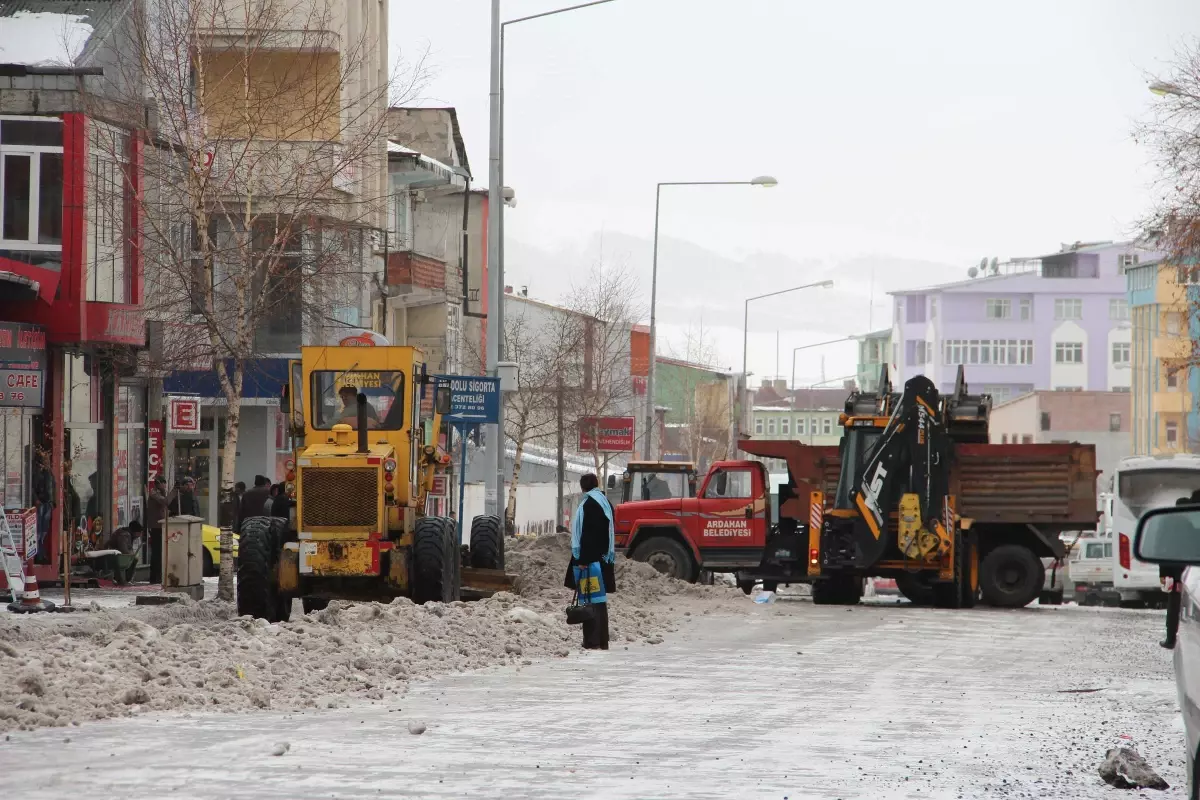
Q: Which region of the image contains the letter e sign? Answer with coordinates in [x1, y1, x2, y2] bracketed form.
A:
[168, 397, 202, 433]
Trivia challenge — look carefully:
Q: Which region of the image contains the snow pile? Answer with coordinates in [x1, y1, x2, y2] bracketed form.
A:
[0, 534, 742, 732]
[0, 11, 93, 67]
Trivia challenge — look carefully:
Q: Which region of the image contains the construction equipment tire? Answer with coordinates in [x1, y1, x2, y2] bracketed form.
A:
[236, 517, 281, 621]
[979, 544, 1044, 608]
[302, 597, 329, 614]
[812, 576, 861, 605]
[414, 516, 460, 604]
[736, 573, 755, 595]
[960, 533, 979, 609]
[895, 573, 936, 606]
[631, 536, 695, 582]
[762, 580, 779, 593]
[469, 514, 505, 571]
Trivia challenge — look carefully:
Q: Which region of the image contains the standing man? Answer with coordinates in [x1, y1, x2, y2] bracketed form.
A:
[31, 451, 55, 564]
[565, 473, 616, 650]
[238, 475, 272, 530]
[147, 476, 169, 584]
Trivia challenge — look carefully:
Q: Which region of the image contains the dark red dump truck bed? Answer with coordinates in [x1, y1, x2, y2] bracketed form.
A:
[739, 439, 1098, 530]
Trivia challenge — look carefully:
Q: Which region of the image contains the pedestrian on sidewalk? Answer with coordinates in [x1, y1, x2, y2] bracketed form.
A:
[564, 473, 616, 650]
[147, 477, 169, 584]
[239, 475, 272, 530]
[32, 451, 55, 564]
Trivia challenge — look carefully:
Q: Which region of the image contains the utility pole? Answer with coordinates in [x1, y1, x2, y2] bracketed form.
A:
[485, 0, 503, 517]
[556, 376, 565, 528]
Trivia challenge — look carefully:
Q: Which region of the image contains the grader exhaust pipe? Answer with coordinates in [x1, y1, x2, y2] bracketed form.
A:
[357, 392, 369, 453]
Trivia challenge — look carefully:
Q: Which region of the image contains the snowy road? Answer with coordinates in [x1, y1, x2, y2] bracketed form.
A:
[0, 601, 1187, 799]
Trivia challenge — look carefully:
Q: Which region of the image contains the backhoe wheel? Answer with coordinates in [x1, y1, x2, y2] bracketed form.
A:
[302, 597, 329, 614]
[414, 516, 460, 604]
[895, 573, 936, 606]
[469, 515, 505, 571]
[237, 517, 282, 621]
[979, 544, 1044, 608]
[631, 536, 696, 582]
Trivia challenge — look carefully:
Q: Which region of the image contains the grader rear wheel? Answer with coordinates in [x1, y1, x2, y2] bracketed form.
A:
[469, 515, 505, 571]
[414, 516, 460, 604]
[236, 517, 281, 621]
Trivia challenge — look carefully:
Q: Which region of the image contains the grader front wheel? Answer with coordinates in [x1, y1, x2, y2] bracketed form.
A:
[414, 517, 461, 604]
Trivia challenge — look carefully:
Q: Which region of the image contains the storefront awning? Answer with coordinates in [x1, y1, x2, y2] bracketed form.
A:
[163, 358, 290, 401]
[0, 270, 40, 304]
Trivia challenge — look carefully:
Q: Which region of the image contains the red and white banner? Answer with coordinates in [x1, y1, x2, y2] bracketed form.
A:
[5, 507, 36, 560]
[578, 416, 636, 453]
[168, 396, 202, 434]
[147, 419, 164, 486]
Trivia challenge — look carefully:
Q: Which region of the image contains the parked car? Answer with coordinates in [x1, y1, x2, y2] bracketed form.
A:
[201, 525, 239, 577]
[1132, 504, 1200, 797]
[1070, 536, 1117, 605]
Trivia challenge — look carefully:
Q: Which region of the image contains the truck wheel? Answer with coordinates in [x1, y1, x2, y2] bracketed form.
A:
[236, 517, 281, 621]
[631, 536, 695, 582]
[812, 576, 861, 605]
[895, 573, 936, 606]
[202, 549, 216, 577]
[736, 573, 756, 594]
[414, 517, 460, 603]
[762, 580, 779, 593]
[469, 515, 505, 571]
[302, 597, 329, 614]
[979, 545, 1044, 608]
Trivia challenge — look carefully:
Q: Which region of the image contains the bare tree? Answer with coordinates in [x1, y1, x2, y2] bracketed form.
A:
[83, 0, 428, 599]
[662, 321, 730, 467]
[562, 263, 644, 474]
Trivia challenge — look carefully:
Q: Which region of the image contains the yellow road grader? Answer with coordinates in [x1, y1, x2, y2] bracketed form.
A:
[235, 343, 510, 621]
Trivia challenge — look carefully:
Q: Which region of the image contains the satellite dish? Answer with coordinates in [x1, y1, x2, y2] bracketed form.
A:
[968, 267, 979, 278]
[990, 257, 999, 274]
[979, 257, 988, 270]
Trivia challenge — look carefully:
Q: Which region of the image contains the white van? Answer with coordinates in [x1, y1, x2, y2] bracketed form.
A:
[1112, 454, 1200, 607]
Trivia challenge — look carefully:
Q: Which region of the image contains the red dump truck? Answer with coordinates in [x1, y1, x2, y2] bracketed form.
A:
[614, 368, 1098, 608]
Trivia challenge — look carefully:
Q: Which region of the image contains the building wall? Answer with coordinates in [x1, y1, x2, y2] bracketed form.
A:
[856, 330, 890, 391]
[1129, 261, 1192, 455]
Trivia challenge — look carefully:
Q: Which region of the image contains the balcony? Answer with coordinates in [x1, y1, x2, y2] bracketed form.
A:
[386, 251, 445, 293]
[1154, 391, 1193, 415]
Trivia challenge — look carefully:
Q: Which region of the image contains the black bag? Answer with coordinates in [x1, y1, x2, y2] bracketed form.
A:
[565, 575, 595, 625]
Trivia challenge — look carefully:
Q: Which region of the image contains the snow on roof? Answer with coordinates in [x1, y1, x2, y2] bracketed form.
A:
[0, 10, 93, 67]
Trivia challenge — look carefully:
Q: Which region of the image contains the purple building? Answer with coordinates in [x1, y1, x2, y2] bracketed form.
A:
[888, 240, 1161, 403]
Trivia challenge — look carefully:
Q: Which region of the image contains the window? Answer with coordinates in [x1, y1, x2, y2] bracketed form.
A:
[797, 417, 808, 436]
[780, 417, 790, 436]
[85, 121, 130, 302]
[1119, 253, 1139, 272]
[1054, 298, 1083, 320]
[1109, 413, 1121, 432]
[1055, 342, 1083, 364]
[822, 417, 833, 435]
[1019, 298, 1032, 320]
[985, 298, 1011, 319]
[1109, 299, 1129, 321]
[1040, 412, 1051, 431]
[1021, 435, 1033, 444]
[0, 117, 64, 250]
[1167, 421, 1179, 446]
[766, 417, 777, 436]
[1112, 342, 1130, 365]
[754, 418, 764, 435]
[943, 339, 1033, 366]
[1167, 312, 1182, 336]
[311, 370, 405, 430]
[930, 298, 937, 319]
[1001, 434, 1008, 444]
[703, 468, 752, 499]
[1055, 386, 1083, 392]
[1177, 266, 1200, 286]
[1167, 370, 1179, 389]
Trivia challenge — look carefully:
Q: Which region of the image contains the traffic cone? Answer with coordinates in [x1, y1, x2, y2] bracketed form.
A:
[6, 571, 55, 614]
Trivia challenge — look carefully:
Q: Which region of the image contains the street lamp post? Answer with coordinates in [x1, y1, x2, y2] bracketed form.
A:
[789, 336, 855, 397]
[736, 280, 833, 445]
[643, 176, 777, 459]
[485, 0, 616, 517]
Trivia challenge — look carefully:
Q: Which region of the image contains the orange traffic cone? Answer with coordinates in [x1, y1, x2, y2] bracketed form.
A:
[6, 571, 55, 614]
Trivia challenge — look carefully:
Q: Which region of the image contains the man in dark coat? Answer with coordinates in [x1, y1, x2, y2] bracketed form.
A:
[238, 475, 272, 531]
[564, 473, 616, 650]
[146, 477, 169, 584]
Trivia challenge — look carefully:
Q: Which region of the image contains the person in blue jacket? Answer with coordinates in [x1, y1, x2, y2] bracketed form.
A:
[565, 473, 616, 649]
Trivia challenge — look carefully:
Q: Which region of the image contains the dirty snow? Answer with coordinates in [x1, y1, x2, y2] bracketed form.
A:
[0, 11, 93, 67]
[0, 533, 742, 732]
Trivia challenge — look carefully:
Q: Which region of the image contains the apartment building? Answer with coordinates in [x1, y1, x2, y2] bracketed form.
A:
[890, 240, 1160, 403]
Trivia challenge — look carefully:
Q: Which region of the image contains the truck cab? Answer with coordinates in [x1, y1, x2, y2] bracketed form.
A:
[614, 459, 771, 581]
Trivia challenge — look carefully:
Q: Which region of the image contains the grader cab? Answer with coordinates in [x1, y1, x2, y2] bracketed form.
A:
[235, 344, 510, 621]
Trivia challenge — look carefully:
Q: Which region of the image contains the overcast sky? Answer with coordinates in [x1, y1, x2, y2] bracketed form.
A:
[392, 0, 1200, 385]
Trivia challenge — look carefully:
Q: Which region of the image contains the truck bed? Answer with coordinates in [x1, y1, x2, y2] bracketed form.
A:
[739, 439, 1098, 530]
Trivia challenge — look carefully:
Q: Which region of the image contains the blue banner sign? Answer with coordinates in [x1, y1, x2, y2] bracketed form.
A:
[439, 375, 501, 425]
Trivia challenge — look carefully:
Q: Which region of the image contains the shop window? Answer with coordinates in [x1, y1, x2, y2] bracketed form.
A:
[0, 117, 64, 250]
[0, 409, 32, 508]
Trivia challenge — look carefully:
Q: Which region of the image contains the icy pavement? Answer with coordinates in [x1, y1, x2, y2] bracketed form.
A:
[0, 601, 1186, 799]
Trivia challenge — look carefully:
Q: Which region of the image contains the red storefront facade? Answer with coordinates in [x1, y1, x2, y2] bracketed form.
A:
[0, 111, 146, 583]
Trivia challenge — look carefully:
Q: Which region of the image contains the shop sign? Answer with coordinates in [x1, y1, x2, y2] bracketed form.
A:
[338, 330, 390, 347]
[86, 305, 146, 346]
[147, 420, 164, 485]
[0, 369, 43, 408]
[4, 507, 36, 560]
[430, 475, 448, 497]
[0, 322, 46, 369]
[168, 396, 202, 433]
[578, 416, 636, 453]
